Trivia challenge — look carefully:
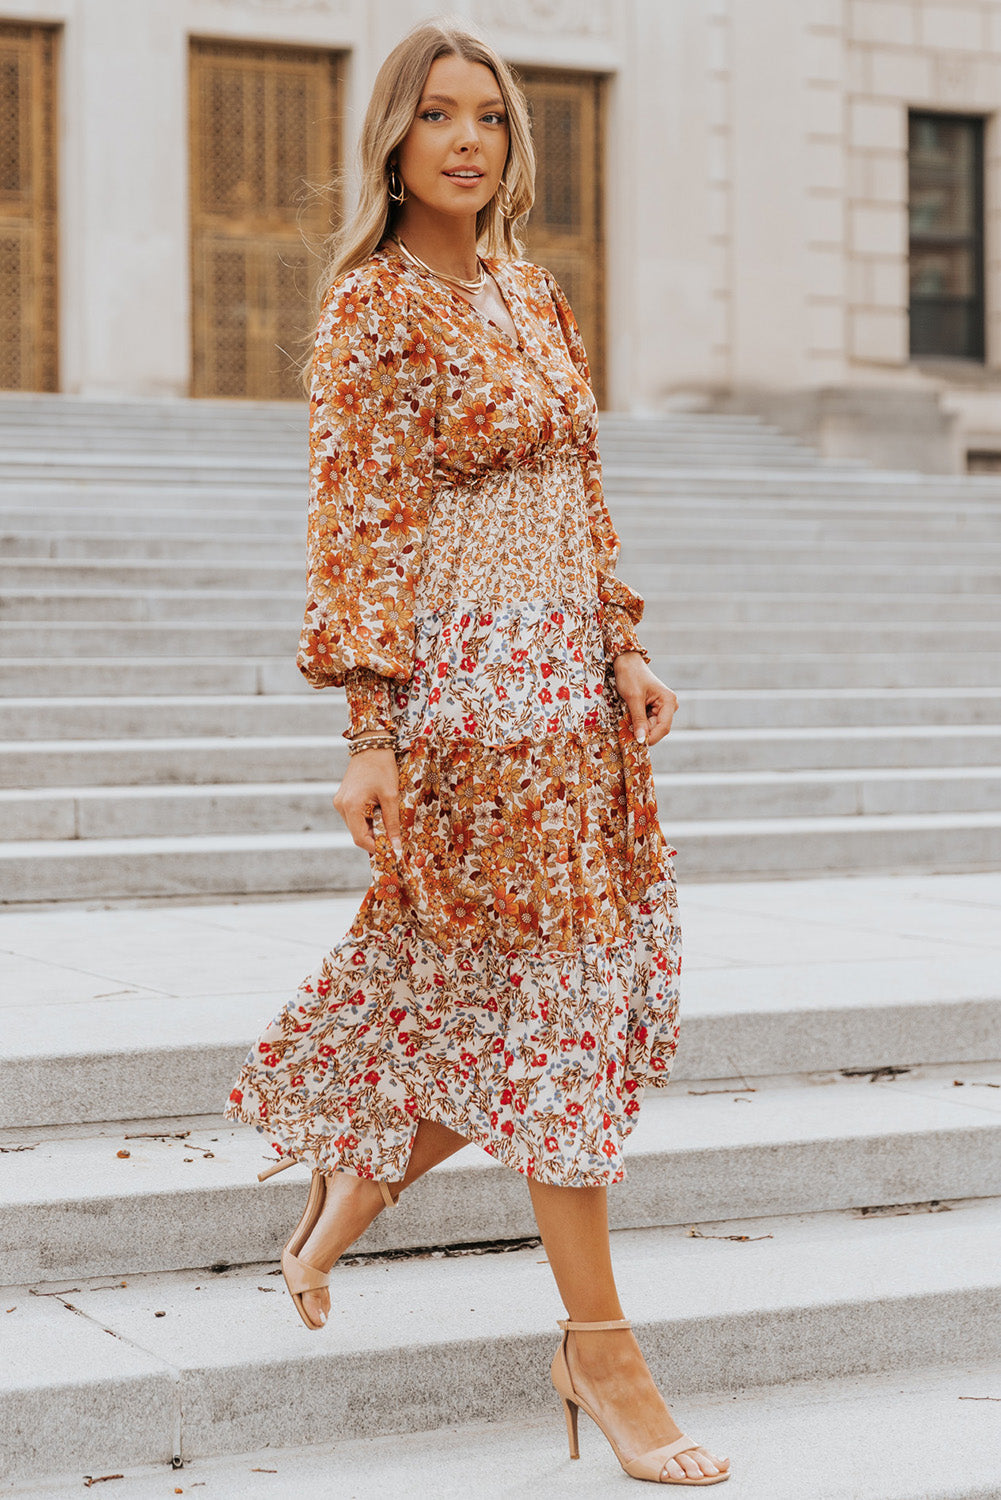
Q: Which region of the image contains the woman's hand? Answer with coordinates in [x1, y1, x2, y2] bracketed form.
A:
[333, 745, 402, 858]
[612, 651, 679, 747]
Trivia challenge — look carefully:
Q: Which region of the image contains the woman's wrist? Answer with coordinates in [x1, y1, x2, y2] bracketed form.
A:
[346, 731, 397, 756]
[344, 666, 395, 740]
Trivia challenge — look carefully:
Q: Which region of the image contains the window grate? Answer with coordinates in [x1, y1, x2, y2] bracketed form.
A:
[189, 39, 343, 401]
[515, 67, 607, 408]
[0, 22, 58, 392]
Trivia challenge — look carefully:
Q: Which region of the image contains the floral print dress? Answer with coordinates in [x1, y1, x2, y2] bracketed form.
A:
[224, 242, 680, 1188]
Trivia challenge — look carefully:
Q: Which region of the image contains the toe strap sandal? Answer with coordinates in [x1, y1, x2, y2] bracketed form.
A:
[258, 1156, 400, 1330]
[550, 1318, 730, 1486]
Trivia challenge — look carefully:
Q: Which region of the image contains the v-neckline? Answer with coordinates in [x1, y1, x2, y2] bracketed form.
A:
[383, 242, 525, 354]
[459, 255, 523, 352]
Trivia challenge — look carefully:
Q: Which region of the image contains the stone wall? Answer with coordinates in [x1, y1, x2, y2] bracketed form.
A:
[4, 0, 1001, 466]
[705, 0, 1001, 469]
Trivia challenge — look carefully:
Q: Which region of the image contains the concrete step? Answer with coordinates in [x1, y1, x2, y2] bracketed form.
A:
[0, 530, 303, 560]
[0, 587, 305, 623]
[0, 693, 344, 740]
[6, 944, 1000, 1126]
[662, 810, 1001, 881]
[0, 828, 370, 899]
[6, 506, 1001, 563]
[659, 767, 1001, 820]
[4, 584, 1001, 625]
[4, 874, 998, 1122]
[0, 441, 824, 471]
[3, 1197, 999, 1483]
[3, 810, 1001, 900]
[4, 1063, 1000, 1283]
[664, 654, 1001, 688]
[0, 432, 815, 454]
[0, 558, 312, 587]
[0, 453, 303, 483]
[676, 687, 1001, 729]
[0, 782, 343, 840]
[5, 652, 1001, 695]
[0, 474, 994, 508]
[3, 619, 1001, 658]
[10, 1360, 1000, 1500]
[4, 726, 998, 790]
[0, 657, 285, 696]
[5, 557, 998, 606]
[9, 550, 1001, 597]
[1, 483, 997, 528]
[3, 486, 996, 522]
[0, 735, 344, 788]
[2, 687, 1000, 739]
[7, 511, 1001, 577]
[4, 767, 1000, 843]
[27, 456, 868, 480]
[613, 511, 1001, 542]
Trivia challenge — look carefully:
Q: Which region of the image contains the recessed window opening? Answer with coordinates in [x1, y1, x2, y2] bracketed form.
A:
[908, 111, 985, 362]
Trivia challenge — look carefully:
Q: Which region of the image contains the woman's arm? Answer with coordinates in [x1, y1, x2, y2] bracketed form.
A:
[299, 271, 440, 851]
[297, 271, 438, 698]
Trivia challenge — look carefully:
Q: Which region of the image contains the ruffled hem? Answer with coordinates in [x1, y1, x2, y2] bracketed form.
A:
[226, 682, 679, 1187]
[224, 889, 680, 1188]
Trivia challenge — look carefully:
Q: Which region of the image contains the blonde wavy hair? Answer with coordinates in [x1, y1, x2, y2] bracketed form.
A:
[306, 17, 535, 333]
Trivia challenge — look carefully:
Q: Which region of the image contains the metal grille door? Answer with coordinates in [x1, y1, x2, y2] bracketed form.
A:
[189, 39, 342, 400]
[517, 68, 606, 407]
[0, 23, 58, 393]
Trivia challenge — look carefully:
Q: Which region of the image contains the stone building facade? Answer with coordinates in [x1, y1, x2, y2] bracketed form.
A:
[1, 0, 1000, 470]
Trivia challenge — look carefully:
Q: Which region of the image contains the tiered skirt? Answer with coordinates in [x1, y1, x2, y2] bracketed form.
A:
[224, 598, 681, 1187]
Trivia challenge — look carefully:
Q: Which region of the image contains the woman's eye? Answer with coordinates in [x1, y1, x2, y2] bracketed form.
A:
[484, 113, 507, 125]
[420, 110, 447, 122]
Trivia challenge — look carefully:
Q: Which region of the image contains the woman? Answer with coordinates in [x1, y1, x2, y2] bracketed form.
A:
[226, 19, 729, 1489]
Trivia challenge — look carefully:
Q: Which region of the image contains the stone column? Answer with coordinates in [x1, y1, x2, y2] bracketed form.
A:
[610, 0, 716, 410]
[62, 0, 188, 396]
[729, 0, 812, 391]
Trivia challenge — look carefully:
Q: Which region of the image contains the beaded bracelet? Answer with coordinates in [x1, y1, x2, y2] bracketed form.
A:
[346, 735, 397, 755]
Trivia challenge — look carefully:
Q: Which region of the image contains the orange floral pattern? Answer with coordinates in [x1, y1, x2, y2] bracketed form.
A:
[224, 244, 679, 1187]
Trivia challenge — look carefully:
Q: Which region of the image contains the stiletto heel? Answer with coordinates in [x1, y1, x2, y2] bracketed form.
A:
[550, 1318, 730, 1486]
[561, 1395, 580, 1460]
[257, 1156, 296, 1182]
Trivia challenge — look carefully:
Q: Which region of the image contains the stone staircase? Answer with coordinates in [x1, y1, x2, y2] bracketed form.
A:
[2, 398, 1000, 1497]
[3, 877, 1000, 1496]
[1, 396, 1000, 902]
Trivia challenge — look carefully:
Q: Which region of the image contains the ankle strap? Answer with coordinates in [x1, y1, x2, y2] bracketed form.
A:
[557, 1318, 632, 1332]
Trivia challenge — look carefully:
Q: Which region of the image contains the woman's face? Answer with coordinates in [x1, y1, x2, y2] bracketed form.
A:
[395, 54, 509, 221]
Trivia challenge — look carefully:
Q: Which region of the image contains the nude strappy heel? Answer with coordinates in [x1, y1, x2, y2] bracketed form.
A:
[257, 1156, 400, 1331]
[551, 1319, 730, 1486]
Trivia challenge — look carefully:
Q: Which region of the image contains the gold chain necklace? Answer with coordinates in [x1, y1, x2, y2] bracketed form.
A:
[392, 234, 486, 293]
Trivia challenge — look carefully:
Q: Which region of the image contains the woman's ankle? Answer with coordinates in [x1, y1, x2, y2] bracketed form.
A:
[569, 1327, 644, 1380]
[301, 1174, 387, 1264]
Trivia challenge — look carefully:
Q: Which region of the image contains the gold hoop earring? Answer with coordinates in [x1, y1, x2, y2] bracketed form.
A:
[388, 163, 406, 204]
[495, 178, 517, 220]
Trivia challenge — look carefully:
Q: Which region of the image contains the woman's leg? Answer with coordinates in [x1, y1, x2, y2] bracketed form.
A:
[528, 1180, 729, 1483]
[298, 1118, 468, 1324]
